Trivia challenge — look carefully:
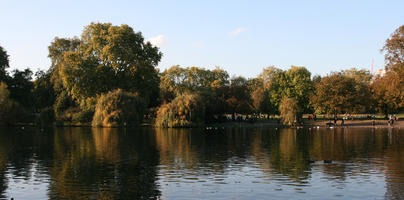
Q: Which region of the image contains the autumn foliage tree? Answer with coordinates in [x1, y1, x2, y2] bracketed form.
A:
[311, 72, 370, 114]
[371, 64, 404, 115]
[371, 25, 404, 115]
[382, 25, 404, 69]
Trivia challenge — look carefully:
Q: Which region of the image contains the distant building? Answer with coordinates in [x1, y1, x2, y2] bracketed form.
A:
[374, 68, 386, 78]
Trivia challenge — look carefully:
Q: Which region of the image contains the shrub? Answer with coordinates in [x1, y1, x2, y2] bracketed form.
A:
[92, 89, 146, 127]
[155, 94, 205, 127]
[279, 96, 299, 126]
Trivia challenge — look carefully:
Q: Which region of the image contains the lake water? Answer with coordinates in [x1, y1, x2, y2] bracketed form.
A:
[0, 127, 403, 200]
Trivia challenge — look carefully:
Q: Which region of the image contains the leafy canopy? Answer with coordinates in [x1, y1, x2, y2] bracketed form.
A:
[52, 23, 162, 106]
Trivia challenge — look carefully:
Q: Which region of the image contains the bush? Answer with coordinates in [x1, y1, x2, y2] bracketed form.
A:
[92, 89, 146, 127]
[155, 94, 205, 127]
[279, 96, 299, 126]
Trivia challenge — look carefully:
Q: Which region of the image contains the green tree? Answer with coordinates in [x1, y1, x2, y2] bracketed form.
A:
[259, 66, 286, 115]
[48, 37, 81, 92]
[259, 66, 283, 90]
[284, 66, 314, 114]
[53, 23, 162, 108]
[258, 66, 313, 116]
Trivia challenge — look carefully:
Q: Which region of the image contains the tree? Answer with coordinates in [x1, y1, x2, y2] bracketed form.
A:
[159, 65, 230, 121]
[259, 67, 286, 115]
[284, 66, 314, 114]
[279, 96, 298, 125]
[48, 37, 81, 92]
[311, 72, 369, 114]
[257, 66, 313, 116]
[7, 68, 34, 110]
[159, 65, 229, 103]
[155, 94, 205, 127]
[382, 25, 404, 69]
[92, 89, 146, 127]
[342, 68, 372, 84]
[259, 66, 283, 90]
[0, 45, 9, 82]
[371, 63, 404, 115]
[250, 87, 271, 114]
[225, 76, 253, 116]
[371, 25, 404, 115]
[0, 82, 12, 124]
[53, 23, 162, 108]
[32, 70, 55, 111]
[0, 82, 20, 125]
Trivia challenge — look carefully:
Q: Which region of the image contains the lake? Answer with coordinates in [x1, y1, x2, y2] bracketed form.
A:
[0, 127, 403, 200]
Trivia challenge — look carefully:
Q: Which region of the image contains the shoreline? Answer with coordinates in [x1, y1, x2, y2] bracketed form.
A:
[2, 119, 403, 129]
[207, 119, 404, 129]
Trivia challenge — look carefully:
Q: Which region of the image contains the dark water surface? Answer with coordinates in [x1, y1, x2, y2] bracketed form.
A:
[0, 127, 403, 200]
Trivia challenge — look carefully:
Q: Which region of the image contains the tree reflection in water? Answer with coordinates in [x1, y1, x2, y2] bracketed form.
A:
[48, 127, 161, 200]
[0, 127, 403, 199]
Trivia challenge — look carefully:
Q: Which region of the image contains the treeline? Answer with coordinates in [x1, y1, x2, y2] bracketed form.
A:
[0, 23, 403, 127]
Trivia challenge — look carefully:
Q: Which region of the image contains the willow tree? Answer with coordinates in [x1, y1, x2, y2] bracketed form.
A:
[279, 96, 298, 126]
[92, 89, 146, 127]
[155, 94, 205, 127]
[52, 23, 162, 109]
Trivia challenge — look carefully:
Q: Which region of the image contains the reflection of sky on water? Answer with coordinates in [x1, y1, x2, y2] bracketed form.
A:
[158, 157, 387, 200]
[4, 163, 50, 200]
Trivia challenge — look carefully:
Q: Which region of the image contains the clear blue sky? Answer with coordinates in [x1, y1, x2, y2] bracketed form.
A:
[1, 0, 403, 78]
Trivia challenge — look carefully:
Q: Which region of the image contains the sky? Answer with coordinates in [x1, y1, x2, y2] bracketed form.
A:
[0, 0, 403, 78]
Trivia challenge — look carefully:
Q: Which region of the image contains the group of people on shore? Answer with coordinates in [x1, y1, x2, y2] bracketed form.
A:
[388, 115, 398, 125]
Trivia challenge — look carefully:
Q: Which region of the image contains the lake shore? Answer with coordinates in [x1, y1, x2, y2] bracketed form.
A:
[3, 119, 404, 128]
[207, 119, 404, 128]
